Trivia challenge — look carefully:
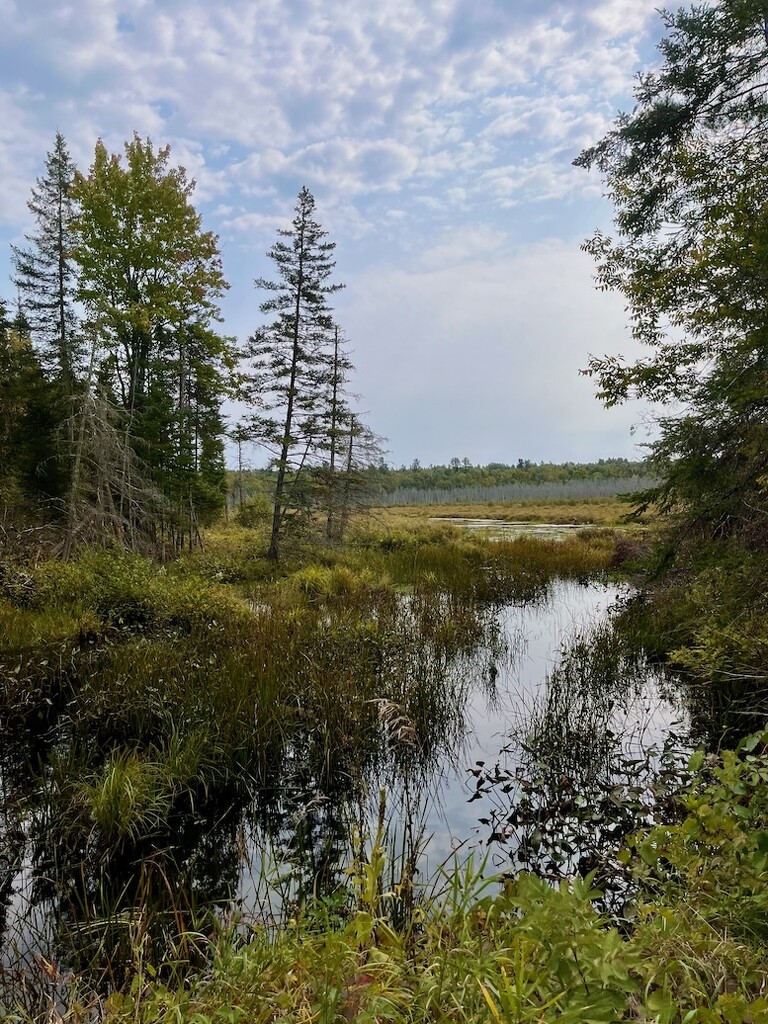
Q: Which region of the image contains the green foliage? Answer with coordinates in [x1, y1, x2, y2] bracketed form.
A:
[578, 1, 768, 548]
[15, 549, 251, 633]
[373, 458, 650, 498]
[242, 187, 345, 560]
[71, 134, 235, 547]
[11, 130, 81, 390]
[0, 302, 66, 508]
[233, 493, 272, 527]
[624, 730, 768, 1024]
[47, 741, 768, 1023]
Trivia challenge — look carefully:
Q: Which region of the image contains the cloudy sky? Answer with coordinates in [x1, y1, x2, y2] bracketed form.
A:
[0, 0, 678, 468]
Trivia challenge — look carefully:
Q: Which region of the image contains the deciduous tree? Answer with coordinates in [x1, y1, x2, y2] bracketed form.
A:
[71, 135, 234, 547]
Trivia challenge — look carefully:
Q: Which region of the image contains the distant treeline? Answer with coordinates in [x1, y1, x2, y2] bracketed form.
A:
[376, 457, 648, 493]
[228, 458, 655, 508]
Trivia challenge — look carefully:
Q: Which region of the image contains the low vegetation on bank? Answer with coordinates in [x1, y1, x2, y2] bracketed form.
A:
[2, 504, 768, 1023]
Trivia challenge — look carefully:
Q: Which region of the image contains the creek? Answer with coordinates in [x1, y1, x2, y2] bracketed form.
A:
[0, 574, 684, 992]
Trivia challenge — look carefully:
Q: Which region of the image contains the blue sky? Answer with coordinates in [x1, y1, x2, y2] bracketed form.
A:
[0, 0, 678, 468]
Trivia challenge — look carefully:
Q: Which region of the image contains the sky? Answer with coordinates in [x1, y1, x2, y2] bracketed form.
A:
[0, 0, 680, 469]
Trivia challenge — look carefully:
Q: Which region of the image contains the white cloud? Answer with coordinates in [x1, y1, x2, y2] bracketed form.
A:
[0, 0, 673, 462]
[339, 239, 649, 464]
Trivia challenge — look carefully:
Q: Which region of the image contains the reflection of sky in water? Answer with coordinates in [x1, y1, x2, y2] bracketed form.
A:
[238, 580, 684, 908]
[3, 579, 685, 958]
[417, 581, 637, 871]
[432, 519, 611, 541]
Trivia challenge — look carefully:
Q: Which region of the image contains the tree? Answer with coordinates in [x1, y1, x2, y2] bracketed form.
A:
[332, 414, 385, 542]
[70, 135, 234, 548]
[577, 0, 768, 547]
[12, 132, 81, 396]
[315, 325, 356, 541]
[0, 301, 63, 512]
[244, 187, 344, 560]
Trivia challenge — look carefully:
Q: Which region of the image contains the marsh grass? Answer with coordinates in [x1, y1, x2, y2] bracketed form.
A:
[17, 769, 768, 1024]
[372, 495, 653, 526]
[0, 517, 621, 1012]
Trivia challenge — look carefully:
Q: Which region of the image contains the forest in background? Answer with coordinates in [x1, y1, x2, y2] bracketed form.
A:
[226, 457, 654, 510]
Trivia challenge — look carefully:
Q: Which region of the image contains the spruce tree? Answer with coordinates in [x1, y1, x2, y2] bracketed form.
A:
[244, 187, 344, 560]
[12, 132, 81, 396]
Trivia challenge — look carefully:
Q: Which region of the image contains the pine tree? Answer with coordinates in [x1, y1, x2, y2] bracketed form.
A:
[12, 132, 81, 396]
[244, 187, 344, 560]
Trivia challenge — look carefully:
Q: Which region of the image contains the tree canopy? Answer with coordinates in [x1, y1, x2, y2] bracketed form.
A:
[577, 0, 768, 546]
[71, 135, 234, 548]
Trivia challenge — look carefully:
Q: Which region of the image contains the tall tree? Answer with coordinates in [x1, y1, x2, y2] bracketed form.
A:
[0, 301, 63, 512]
[12, 132, 81, 396]
[577, 0, 768, 547]
[71, 135, 234, 548]
[244, 187, 343, 560]
[318, 326, 354, 541]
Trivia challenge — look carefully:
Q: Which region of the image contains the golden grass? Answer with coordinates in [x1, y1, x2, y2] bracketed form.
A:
[367, 496, 654, 528]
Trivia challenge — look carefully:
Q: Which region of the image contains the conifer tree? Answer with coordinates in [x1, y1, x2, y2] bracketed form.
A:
[315, 325, 355, 541]
[0, 300, 63, 511]
[244, 187, 344, 560]
[12, 132, 81, 395]
[577, 1, 768, 547]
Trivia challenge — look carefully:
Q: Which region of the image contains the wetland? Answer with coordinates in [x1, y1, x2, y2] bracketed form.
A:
[1, 514, 766, 1022]
[0, 521, 675, 1005]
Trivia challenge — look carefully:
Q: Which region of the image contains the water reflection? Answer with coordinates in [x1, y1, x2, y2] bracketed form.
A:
[431, 517, 589, 541]
[1, 579, 685, 1001]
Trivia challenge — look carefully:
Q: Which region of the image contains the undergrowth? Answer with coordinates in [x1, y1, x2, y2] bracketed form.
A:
[7, 739, 768, 1022]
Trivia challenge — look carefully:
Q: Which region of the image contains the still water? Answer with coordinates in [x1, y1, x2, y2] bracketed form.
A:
[234, 580, 682, 916]
[1, 577, 683, 984]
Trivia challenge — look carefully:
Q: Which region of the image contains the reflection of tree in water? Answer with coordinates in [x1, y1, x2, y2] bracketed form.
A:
[683, 674, 768, 754]
[473, 619, 690, 914]
[244, 685, 469, 920]
[8, 788, 246, 990]
[0, 583, 513, 1013]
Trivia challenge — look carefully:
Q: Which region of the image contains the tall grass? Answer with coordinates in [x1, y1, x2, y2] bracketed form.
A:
[0, 522, 620, 1006]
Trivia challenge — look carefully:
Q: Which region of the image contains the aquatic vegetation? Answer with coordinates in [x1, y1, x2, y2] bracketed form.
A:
[0, 520, 655, 1017]
[9, 740, 768, 1022]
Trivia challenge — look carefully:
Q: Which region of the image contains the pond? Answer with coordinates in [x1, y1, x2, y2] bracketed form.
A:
[203, 581, 680, 926]
[0, 573, 685, 999]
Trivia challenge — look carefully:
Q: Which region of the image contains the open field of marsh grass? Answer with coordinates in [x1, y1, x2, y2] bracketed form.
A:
[370, 495, 655, 527]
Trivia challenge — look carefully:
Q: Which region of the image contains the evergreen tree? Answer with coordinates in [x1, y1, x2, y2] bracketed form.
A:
[12, 131, 81, 395]
[0, 300, 63, 512]
[577, 0, 768, 548]
[318, 326, 355, 541]
[244, 187, 344, 560]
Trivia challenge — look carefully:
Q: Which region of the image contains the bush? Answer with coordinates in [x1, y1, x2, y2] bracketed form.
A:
[233, 494, 272, 528]
[20, 550, 251, 634]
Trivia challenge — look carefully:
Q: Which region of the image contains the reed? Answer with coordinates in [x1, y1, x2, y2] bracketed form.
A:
[0, 514, 622, 1012]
